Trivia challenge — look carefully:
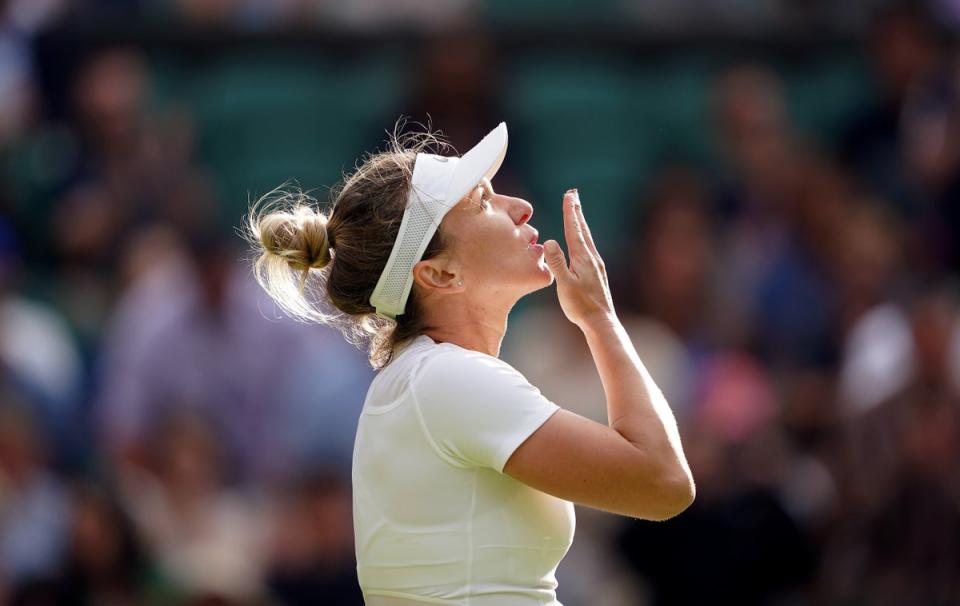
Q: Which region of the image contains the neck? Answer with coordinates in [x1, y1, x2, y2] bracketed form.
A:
[423, 296, 513, 358]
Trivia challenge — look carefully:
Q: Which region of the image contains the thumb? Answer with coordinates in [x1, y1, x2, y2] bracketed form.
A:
[543, 240, 570, 280]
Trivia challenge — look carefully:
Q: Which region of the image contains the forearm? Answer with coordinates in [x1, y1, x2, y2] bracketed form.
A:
[582, 314, 692, 483]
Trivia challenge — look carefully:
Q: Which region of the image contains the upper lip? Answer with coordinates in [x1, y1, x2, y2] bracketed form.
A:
[527, 230, 539, 245]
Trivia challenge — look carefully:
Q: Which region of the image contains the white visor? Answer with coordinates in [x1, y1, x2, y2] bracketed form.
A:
[369, 121, 508, 319]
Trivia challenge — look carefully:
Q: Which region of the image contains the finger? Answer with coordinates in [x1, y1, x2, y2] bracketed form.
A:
[562, 189, 589, 260]
[572, 191, 601, 259]
[543, 239, 573, 282]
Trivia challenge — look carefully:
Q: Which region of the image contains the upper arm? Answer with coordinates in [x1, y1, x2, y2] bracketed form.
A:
[412, 349, 562, 473]
[502, 408, 695, 521]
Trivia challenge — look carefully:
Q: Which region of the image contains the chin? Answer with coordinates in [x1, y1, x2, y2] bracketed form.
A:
[502, 256, 554, 298]
[526, 263, 555, 293]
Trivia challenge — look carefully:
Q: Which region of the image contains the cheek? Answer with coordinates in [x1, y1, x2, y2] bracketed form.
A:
[481, 237, 541, 281]
[465, 238, 505, 277]
[457, 231, 511, 277]
[452, 218, 542, 282]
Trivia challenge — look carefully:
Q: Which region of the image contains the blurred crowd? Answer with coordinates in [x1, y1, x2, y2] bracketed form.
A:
[1, 1, 960, 605]
[0, 0, 945, 34]
[503, 5, 960, 605]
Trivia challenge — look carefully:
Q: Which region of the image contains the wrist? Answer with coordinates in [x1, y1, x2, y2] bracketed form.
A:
[579, 312, 622, 337]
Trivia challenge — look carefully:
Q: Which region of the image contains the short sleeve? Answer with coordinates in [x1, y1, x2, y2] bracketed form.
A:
[411, 349, 561, 473]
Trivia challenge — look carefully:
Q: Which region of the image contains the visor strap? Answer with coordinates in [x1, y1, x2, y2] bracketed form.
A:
[369, 153, 459, 319]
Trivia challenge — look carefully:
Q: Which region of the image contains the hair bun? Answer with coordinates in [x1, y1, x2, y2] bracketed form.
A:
[257, 204, 333, 272]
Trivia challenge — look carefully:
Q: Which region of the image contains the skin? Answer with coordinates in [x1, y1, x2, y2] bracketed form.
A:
[412, 177, 553, 357]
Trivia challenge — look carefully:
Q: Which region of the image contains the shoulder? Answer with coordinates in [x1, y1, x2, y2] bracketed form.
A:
[415, 345, 521, 385]
[411, 345, 543, 410]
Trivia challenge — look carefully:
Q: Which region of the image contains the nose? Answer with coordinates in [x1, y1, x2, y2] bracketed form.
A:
[514, 198, 534, 225]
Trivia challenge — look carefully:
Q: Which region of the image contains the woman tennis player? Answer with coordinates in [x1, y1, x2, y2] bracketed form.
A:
[243, 121, 695, 605]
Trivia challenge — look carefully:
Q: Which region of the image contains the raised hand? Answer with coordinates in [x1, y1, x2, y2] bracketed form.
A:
[542, 189, 616, 329]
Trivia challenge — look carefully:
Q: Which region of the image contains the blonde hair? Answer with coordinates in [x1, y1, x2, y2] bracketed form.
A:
[240, 119, 454, 370]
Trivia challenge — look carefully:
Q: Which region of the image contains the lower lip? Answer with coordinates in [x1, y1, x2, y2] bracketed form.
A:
[528, 243, 544, 256]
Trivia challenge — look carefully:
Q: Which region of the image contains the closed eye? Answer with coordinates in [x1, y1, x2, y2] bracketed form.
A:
[472, 184, 492, 211]
[481, 180, 497, 207]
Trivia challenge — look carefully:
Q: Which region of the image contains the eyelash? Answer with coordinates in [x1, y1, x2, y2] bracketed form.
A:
[477, 187, 492, 209]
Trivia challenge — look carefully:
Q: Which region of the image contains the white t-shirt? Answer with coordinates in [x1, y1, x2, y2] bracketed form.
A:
[352, 334, 576, 605]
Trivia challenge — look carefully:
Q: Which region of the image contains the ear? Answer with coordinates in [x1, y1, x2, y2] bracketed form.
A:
[412, 257, 465, 294]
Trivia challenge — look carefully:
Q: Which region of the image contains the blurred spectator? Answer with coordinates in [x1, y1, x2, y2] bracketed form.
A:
[93, 224, 371, 484]
[840, 277, 960, 417]
[827, 279, 960, 604]
[0, 0, 66, 145]
[265, 469, 364, 605]
[612, 166, 715, 351]
[0, 218, 84, 464]
[0, 21, 34, 145]
[399, 26, 502, 153]
[833, 198, 906, 332]
[711, 65, 843, 368]
[42, 46, 217, 355]
[839, 3, 960, 274]
[841, 2, 946, 217]
[119, 411, 269, 603]
[0, 403, 69, 595]
[55, 482, 170, 605]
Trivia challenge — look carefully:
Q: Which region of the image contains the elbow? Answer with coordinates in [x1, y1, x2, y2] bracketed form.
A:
[667, 474, 697, 519]
[638, 469, 696, 522]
